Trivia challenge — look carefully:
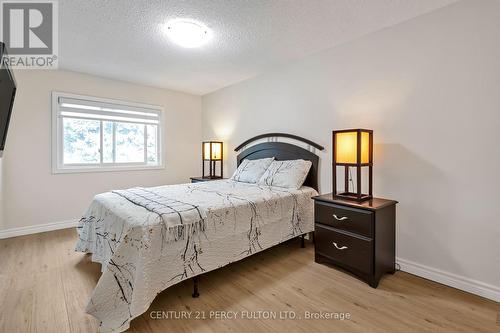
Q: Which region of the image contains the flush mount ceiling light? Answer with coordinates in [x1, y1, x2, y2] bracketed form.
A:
[164, 19, 211, 48]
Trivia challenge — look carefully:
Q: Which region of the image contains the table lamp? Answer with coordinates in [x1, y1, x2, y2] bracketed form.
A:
[332, 129, 373, 201]
[202, 141, 223, 179]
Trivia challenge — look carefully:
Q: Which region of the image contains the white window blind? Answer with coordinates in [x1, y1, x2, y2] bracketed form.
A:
[58, 97, 161, 124]
[52, 92, 164, 173]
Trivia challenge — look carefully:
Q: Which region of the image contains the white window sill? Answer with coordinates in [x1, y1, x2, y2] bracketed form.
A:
[52, 164, 165, 174]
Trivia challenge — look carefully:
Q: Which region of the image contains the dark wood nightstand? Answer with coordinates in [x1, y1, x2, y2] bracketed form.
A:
[190, 177, 226, 183]
[312, 193, 397, 288]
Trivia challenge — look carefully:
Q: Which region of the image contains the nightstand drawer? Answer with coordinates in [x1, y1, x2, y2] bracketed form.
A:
[315, 202, 373, 237]
[315, 224, 373, 274]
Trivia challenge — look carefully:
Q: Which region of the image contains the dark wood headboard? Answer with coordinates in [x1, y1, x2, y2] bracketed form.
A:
[235, 133, 324, 191]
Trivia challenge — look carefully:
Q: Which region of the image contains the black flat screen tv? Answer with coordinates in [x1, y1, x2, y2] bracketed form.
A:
[0, 42, 17, 155]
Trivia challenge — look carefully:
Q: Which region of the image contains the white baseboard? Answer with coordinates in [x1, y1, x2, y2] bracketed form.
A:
[397, 257, 500, 303]
[0, 219, 79, 239]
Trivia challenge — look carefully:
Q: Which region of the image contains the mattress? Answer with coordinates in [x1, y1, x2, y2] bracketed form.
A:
[75, 179, 317, 332]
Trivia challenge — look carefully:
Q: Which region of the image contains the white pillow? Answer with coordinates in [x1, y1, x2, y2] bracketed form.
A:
[231, 157, 274, 183]
[257, 159, 312, 189]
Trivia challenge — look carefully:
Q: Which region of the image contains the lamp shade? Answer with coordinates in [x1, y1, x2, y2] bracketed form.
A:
[203, 141, 222, 160]
[334, 130, 370, 164]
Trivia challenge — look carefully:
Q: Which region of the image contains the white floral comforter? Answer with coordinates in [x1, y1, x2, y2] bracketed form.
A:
[75, 179, 317, 332]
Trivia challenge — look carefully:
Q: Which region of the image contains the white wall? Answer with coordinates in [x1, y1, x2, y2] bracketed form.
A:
[203, 0, 500, 292]
[0, 69, 201, 231]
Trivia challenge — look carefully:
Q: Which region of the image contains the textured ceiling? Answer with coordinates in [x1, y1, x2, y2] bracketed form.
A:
[58, 0, 458, 95]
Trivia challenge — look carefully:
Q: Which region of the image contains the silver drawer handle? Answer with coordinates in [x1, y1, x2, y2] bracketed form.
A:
[332, 242, 348, 250]
[333, 214, 348, 221]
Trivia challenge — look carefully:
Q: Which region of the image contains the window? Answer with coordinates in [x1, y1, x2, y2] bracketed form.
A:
[52, 92, 163, 173]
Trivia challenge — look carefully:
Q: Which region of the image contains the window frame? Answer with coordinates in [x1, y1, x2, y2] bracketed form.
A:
[51, 91, 165, 174]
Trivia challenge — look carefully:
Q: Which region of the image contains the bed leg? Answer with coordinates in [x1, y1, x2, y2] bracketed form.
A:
[192, 276, 200, 298]
[301, 234, 305, 248]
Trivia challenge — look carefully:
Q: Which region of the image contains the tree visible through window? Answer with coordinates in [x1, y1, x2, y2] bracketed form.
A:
[52, 92, 163, 172]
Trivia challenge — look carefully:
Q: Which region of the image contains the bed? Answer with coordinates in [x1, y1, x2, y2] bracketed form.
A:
[75, 133, 324, 332]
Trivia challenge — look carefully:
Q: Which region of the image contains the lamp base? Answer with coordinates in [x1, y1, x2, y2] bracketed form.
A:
[334, 192, 372, 202]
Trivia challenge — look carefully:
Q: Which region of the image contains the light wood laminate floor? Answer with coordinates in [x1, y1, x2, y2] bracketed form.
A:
[0, 228, 498, 332]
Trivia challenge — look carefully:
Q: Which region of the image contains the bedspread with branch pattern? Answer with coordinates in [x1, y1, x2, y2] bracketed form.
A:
[75, 179, 316, 332]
